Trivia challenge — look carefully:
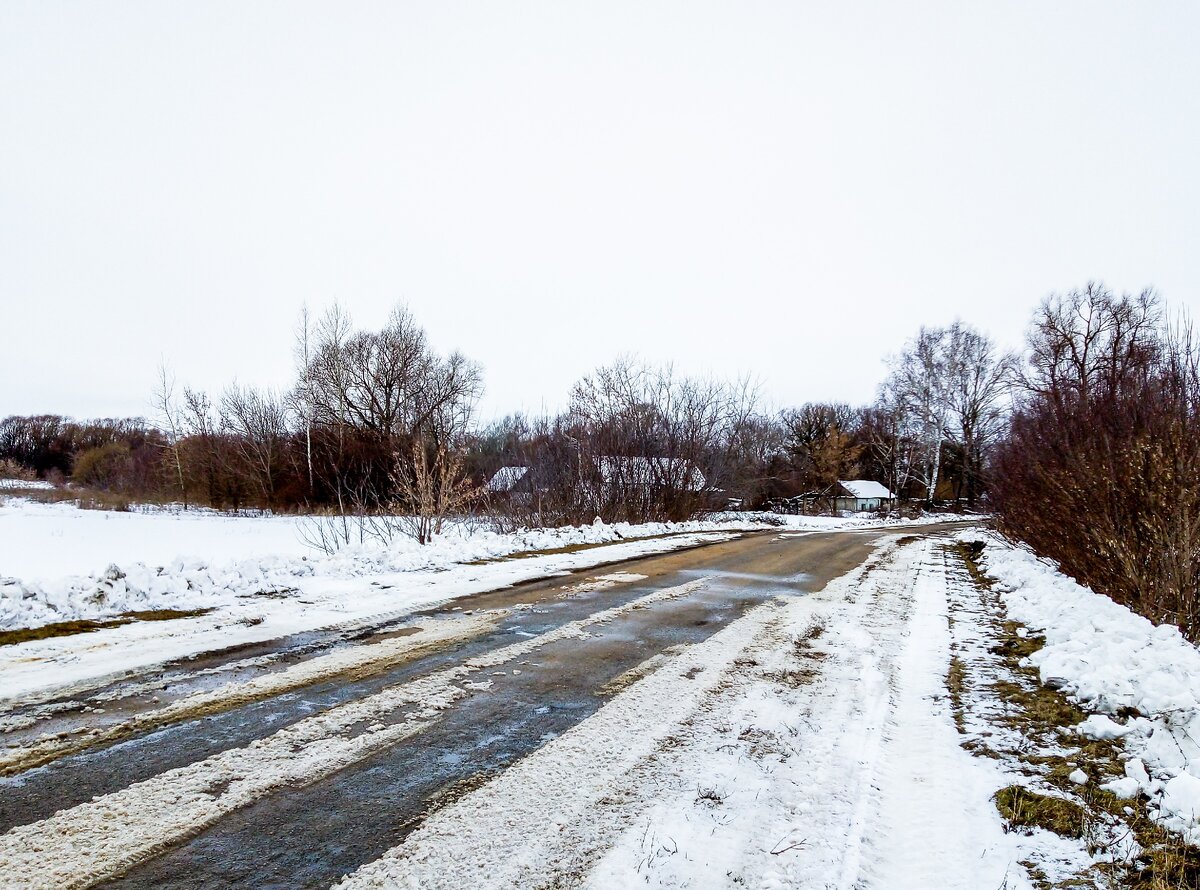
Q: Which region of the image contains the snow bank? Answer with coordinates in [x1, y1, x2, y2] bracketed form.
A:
[0, 496, 975, 632]
[974, 531, 1200, 844]
[0, 509, 737, 631]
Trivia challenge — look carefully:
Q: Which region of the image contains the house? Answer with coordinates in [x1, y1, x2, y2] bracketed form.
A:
[485, 465, 530, 494]
[833, 479, 895, 513]
[596, 456, 706, 494]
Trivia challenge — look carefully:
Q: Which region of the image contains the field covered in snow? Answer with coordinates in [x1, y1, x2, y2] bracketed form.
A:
[0, 495, 969, 633]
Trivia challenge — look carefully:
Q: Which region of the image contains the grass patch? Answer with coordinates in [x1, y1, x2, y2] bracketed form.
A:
[947, 654, 968, 732]
[995, 785, 1088, 839]
[949, 540, 1200, 888]
[0, 608, 212, 647]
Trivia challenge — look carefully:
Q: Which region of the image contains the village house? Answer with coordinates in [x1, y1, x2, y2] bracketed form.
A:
[832, 479, 896, 512]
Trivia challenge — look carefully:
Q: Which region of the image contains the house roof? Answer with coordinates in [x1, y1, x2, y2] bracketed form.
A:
[597, 456, 707, 491]
[838, 479, 894, 500]
[486, 466, 529, 492]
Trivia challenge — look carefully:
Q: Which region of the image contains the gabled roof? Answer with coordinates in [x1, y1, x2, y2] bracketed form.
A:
[597, 456, 707, 491]
[837, 479, 894, 500]
[486, 466, 529, 492]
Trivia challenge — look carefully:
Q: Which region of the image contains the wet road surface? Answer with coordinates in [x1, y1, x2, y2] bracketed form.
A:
[0, 522, 974, 888]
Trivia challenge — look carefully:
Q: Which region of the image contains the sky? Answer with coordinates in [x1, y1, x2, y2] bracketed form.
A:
[2, 2, 1199, 423]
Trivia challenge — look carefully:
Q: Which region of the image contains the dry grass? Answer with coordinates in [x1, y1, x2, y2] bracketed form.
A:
[0, 608, 212, 647]
[995, 785, 1088, 839]
[950, 541, 1200, 889]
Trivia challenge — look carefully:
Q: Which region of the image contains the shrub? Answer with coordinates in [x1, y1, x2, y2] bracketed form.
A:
[72, 443, 135, 491]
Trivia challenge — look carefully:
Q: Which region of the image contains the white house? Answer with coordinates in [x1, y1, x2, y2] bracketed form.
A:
[596, 456, 706, 494]
[485, 466, 530, 494]
[833, 479, 895, 513]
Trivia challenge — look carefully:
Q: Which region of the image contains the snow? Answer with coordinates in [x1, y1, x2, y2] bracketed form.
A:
[0, 497, 749, 633]
[971, 530, 1200, 844]
[485, 466, 528, 492]
[336, 536, 1035, 890]
[0, 495, 974, 706]
[0, 479, 54, 491]
[838, 479, 894, 499]
[0, 498, 313, 580]
[0, 578, 712, 888]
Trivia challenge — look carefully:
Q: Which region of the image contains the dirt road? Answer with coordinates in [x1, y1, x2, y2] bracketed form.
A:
[0, 521, 976, 889]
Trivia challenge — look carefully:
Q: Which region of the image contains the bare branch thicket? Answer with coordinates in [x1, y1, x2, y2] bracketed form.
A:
[219, 384, 292, 510]
[940, 322, 1018, 506]
[880, 327, 950, 505]
[390, 439, 482, 545]
[777, 403, 864, 498]
[992, 284, 1200, 639]
[564, 358, 762, 523]
[873, 321, 1012, 508]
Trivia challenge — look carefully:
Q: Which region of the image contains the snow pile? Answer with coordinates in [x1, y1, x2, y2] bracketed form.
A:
[976, 532, 1200, 844]
[0, 479, 54, 490]
[0, 494, 976, 633]
[0, 513, 744, 631]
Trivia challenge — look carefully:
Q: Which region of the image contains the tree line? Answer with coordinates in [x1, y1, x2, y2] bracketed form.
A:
[0, 304, 1017, 524]
[3, 285, 1198, 642]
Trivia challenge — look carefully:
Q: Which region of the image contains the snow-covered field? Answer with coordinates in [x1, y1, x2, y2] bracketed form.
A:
[0, 498, 311, 579]
[0, 495, 971, 634]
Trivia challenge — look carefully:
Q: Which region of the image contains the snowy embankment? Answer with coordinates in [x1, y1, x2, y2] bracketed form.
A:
[0, 500, 728, 632]
[0, 496, 971, 633]
[974, 531, 1200, 845]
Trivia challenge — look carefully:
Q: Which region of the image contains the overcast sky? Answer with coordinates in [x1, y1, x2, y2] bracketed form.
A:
[2, 2, 1198, 423]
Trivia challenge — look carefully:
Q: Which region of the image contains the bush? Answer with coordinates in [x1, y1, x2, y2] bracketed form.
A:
[0, 458, 36, 481]
[72, 443, 135, 491]
[992, 285, 1200, 640]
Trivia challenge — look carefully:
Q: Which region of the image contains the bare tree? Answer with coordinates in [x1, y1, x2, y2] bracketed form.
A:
[152, 361, 188, 507]
[220, 384, 291, 509]
[881, 328, 949, 504]
[941, 322, 1016, 506]
[293, 304, 316, 496]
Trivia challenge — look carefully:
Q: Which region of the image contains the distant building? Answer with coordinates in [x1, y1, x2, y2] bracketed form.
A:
[485, 466, 530, 494]
[596, 456, 706, 495]
[833, 479, 895, 512]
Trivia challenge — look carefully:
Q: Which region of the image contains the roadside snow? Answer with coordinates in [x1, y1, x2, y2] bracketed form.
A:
[336, 536, 1032, 890]
[0, 496, 975, 634]
[0, 480, 54, 491]
[0, 495, 973, 706]
[0, 530, 736, 706]
[0, 498, 743, 631]
[0, 578, 711, 889]
[972, 530, 1200, 845]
